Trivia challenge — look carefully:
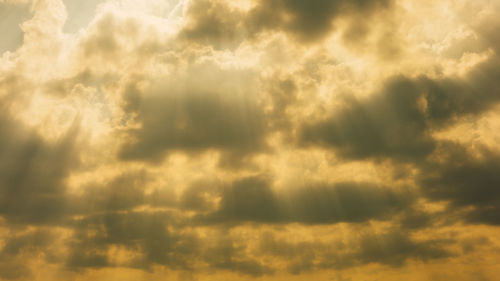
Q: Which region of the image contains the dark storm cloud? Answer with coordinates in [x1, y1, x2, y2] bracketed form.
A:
[67, 211, 194, 270]
[203, 234, 274, 277]
[66, 248, 109, 269]
[300, 76, 434, 161]
[247, 0, 392, 41]
[0, 112, 79, 225]
[259, 228, 452, 274]
[0, 230, 56, 280]
[119, 91, 265, 158]
[67, 211, 273, 276]
[300, 56, 500, 161]
[460, 236, 490, 254]
[0, 2, 31, 54]
[180, 0, 393, 47]
[0, 230, 54, 257]
[299, 53, 500, 227]
[146, 178, 222, 212]
[298, 17, 500, 231]
[203, 176, 414, 224]
[179, 0, 246, 49]
[177, 179, 220, 211]
[418, 147, 500, 225]
[73, 171, 148, 213]
[350, 229, 452, 267]
[57, 174, 429, 276]
[208, 258, 273, 277]
[118, 66, 268, 166]
[258, 231, 322, 274]
[0, 260, 29, 281]
[283, 182, 413, 224]
[397, 208, 436, 230]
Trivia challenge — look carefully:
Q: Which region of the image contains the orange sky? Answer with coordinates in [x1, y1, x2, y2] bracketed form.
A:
[1, 0, 500, 280]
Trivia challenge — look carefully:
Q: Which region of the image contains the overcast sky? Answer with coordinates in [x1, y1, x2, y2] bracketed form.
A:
[1, 0, 500, 280]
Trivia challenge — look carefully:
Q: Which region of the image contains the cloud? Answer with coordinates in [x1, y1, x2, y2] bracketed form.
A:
[0, 230, 54, 257]
[247, 0, 392, 41]
[350, 229, 452, 267]
[72, 171, 148, 213]
[419, 146, 500, 225]
[0, 112, 79, 225]
[118, 62, 269, 166]
[259, 228, 452, 274]
[0, 229, 57, 280]
[179, 0, 246, 49]
[177, 179, 221, 211]
[67, 211, 185, 269]
[66, 211, 275, 276]
[1, 0, 500, 280]
[202, 234, 274, 277]
[300, 56, 500, 161]
[179, 0, 394, 48]
[203, 176, 414, 224]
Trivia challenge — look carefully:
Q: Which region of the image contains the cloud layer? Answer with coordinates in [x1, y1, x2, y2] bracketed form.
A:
[1, 0, 500, 280]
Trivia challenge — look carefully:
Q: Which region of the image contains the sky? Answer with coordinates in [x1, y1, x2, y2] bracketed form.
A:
[0, 0, 500, 280]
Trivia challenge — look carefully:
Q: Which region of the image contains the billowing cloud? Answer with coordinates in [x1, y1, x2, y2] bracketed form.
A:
[247, 0, 392, 41]
[419, 146, 500, 225]
[1, 0, 500, 280]
[300, 56, 500, 162]
[180, 0, 393, 47]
